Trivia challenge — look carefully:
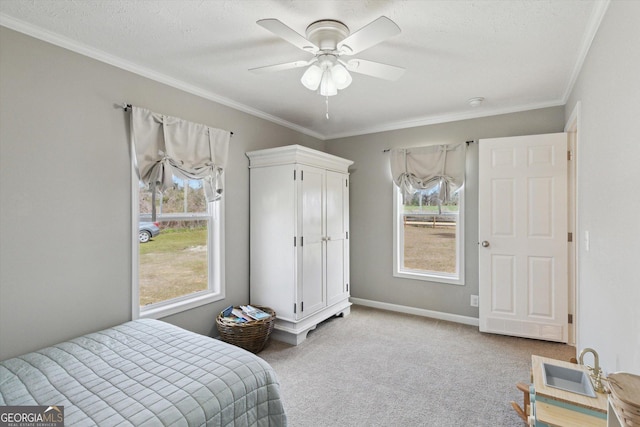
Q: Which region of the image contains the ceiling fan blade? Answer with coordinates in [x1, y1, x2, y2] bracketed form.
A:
[345, 59, 405, 81]
[249, 60, 313, 74]
[338, 16, 400, 55]
[257, 19, 319, 53]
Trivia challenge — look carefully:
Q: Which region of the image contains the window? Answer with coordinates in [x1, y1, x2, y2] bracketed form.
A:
[133, 174, 224, 319]
[128, 106, 230, 319]
[393, 184, 464, 285]
[389, 143, 466, 285]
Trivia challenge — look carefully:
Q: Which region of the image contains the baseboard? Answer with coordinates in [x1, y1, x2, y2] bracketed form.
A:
[350, 297, 480, 327]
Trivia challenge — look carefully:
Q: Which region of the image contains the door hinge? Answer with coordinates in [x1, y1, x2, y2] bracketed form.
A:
[346, 283, 349, 292]
[294, 170, 296, 180]
[568, 314, 573, 324]
[294, 303, 296, 314]
[567, 150, 573, 161]
[294, 236, 296, 247]
[301, 236, 304, 246]
[346, 179, 348, 187]
[301, 301, 304, 312]
[568, 232, 573, 242]
[346, 231, 349, 239]
[301, 170, 304, 180]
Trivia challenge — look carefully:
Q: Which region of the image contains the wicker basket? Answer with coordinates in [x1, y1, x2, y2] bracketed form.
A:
[216, 306, 276, 353]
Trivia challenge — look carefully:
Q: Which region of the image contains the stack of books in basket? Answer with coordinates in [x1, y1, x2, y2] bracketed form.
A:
[221, 305, 271, 323]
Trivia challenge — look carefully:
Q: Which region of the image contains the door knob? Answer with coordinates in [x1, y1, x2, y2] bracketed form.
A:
[481, 241, 490, 247]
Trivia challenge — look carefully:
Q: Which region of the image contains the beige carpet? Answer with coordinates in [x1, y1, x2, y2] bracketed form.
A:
[259, 305, 575, 427]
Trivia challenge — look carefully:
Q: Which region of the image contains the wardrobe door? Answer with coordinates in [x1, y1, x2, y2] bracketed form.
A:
[299, 165, 325, 318]
[326, 171, 349, 306]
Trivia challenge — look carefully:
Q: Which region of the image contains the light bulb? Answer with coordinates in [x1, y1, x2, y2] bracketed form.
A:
[319, 69, 337, 96]
[331, 63, 352, 90]
[301, 64, 323, 91]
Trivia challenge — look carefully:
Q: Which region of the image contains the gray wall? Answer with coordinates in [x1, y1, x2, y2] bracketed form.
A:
[0, 27, 322, 360]
[564, 0, 640, 373]
[326, 107, 565, 318]
[3, 1, 639, 374]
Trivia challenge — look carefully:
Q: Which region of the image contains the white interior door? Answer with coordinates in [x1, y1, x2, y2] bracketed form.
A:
[479, 133, 568, 342]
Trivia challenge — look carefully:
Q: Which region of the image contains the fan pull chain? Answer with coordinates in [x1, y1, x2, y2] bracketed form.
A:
[325, 96, 330, 120]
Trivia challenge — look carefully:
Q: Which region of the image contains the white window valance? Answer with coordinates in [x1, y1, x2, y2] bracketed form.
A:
[389, 142, 466, 203]
[131, 106, 230, 202]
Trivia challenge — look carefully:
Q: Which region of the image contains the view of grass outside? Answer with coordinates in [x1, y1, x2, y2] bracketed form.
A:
[139, 226, 208, 306]
[401, 188, 459, 274]
[138, 176, 212, 307]
[403, 223, 456, 273]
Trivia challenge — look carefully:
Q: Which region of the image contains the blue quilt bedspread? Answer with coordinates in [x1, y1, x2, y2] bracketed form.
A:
[0, 319, 287, 426]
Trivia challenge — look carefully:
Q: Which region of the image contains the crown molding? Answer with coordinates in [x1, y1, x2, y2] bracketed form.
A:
[561, 0, 611, 103]
[324, 99, 566, 140]
[0, 13, 325, 141]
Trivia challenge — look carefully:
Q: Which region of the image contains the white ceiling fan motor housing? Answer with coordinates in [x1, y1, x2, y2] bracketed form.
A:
[305, 20, 350, 52]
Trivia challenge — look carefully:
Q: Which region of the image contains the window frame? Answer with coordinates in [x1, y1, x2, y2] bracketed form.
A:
[392, 184, 465, 286]
[131, 169, 225, 320]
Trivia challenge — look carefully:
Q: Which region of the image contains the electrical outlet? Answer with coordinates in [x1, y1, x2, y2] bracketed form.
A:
[470, 295, 479, 307]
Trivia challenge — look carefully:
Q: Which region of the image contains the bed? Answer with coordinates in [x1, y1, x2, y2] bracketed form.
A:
[0, 319, 287, 426]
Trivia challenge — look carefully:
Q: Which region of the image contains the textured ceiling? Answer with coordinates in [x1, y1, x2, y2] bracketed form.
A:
[0, 0, 607, 139]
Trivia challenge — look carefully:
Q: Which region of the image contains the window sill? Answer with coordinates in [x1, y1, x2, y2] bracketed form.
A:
[139, 291, 224, 320]
[394, 269, 464, 286]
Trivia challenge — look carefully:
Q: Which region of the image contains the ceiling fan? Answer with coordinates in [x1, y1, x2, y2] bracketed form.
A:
[250, 16, 405, 97]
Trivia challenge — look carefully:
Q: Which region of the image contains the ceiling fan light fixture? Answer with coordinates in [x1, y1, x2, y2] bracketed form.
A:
[301, 64, 323, 90]
[255, 17, 404, 100]
[331, 63, 352, 90]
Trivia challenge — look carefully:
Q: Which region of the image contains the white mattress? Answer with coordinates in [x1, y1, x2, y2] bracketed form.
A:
[0, 319, 286, 426]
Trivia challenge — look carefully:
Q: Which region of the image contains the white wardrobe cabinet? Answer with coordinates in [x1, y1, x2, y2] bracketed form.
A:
[247, 145, 353, 345]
